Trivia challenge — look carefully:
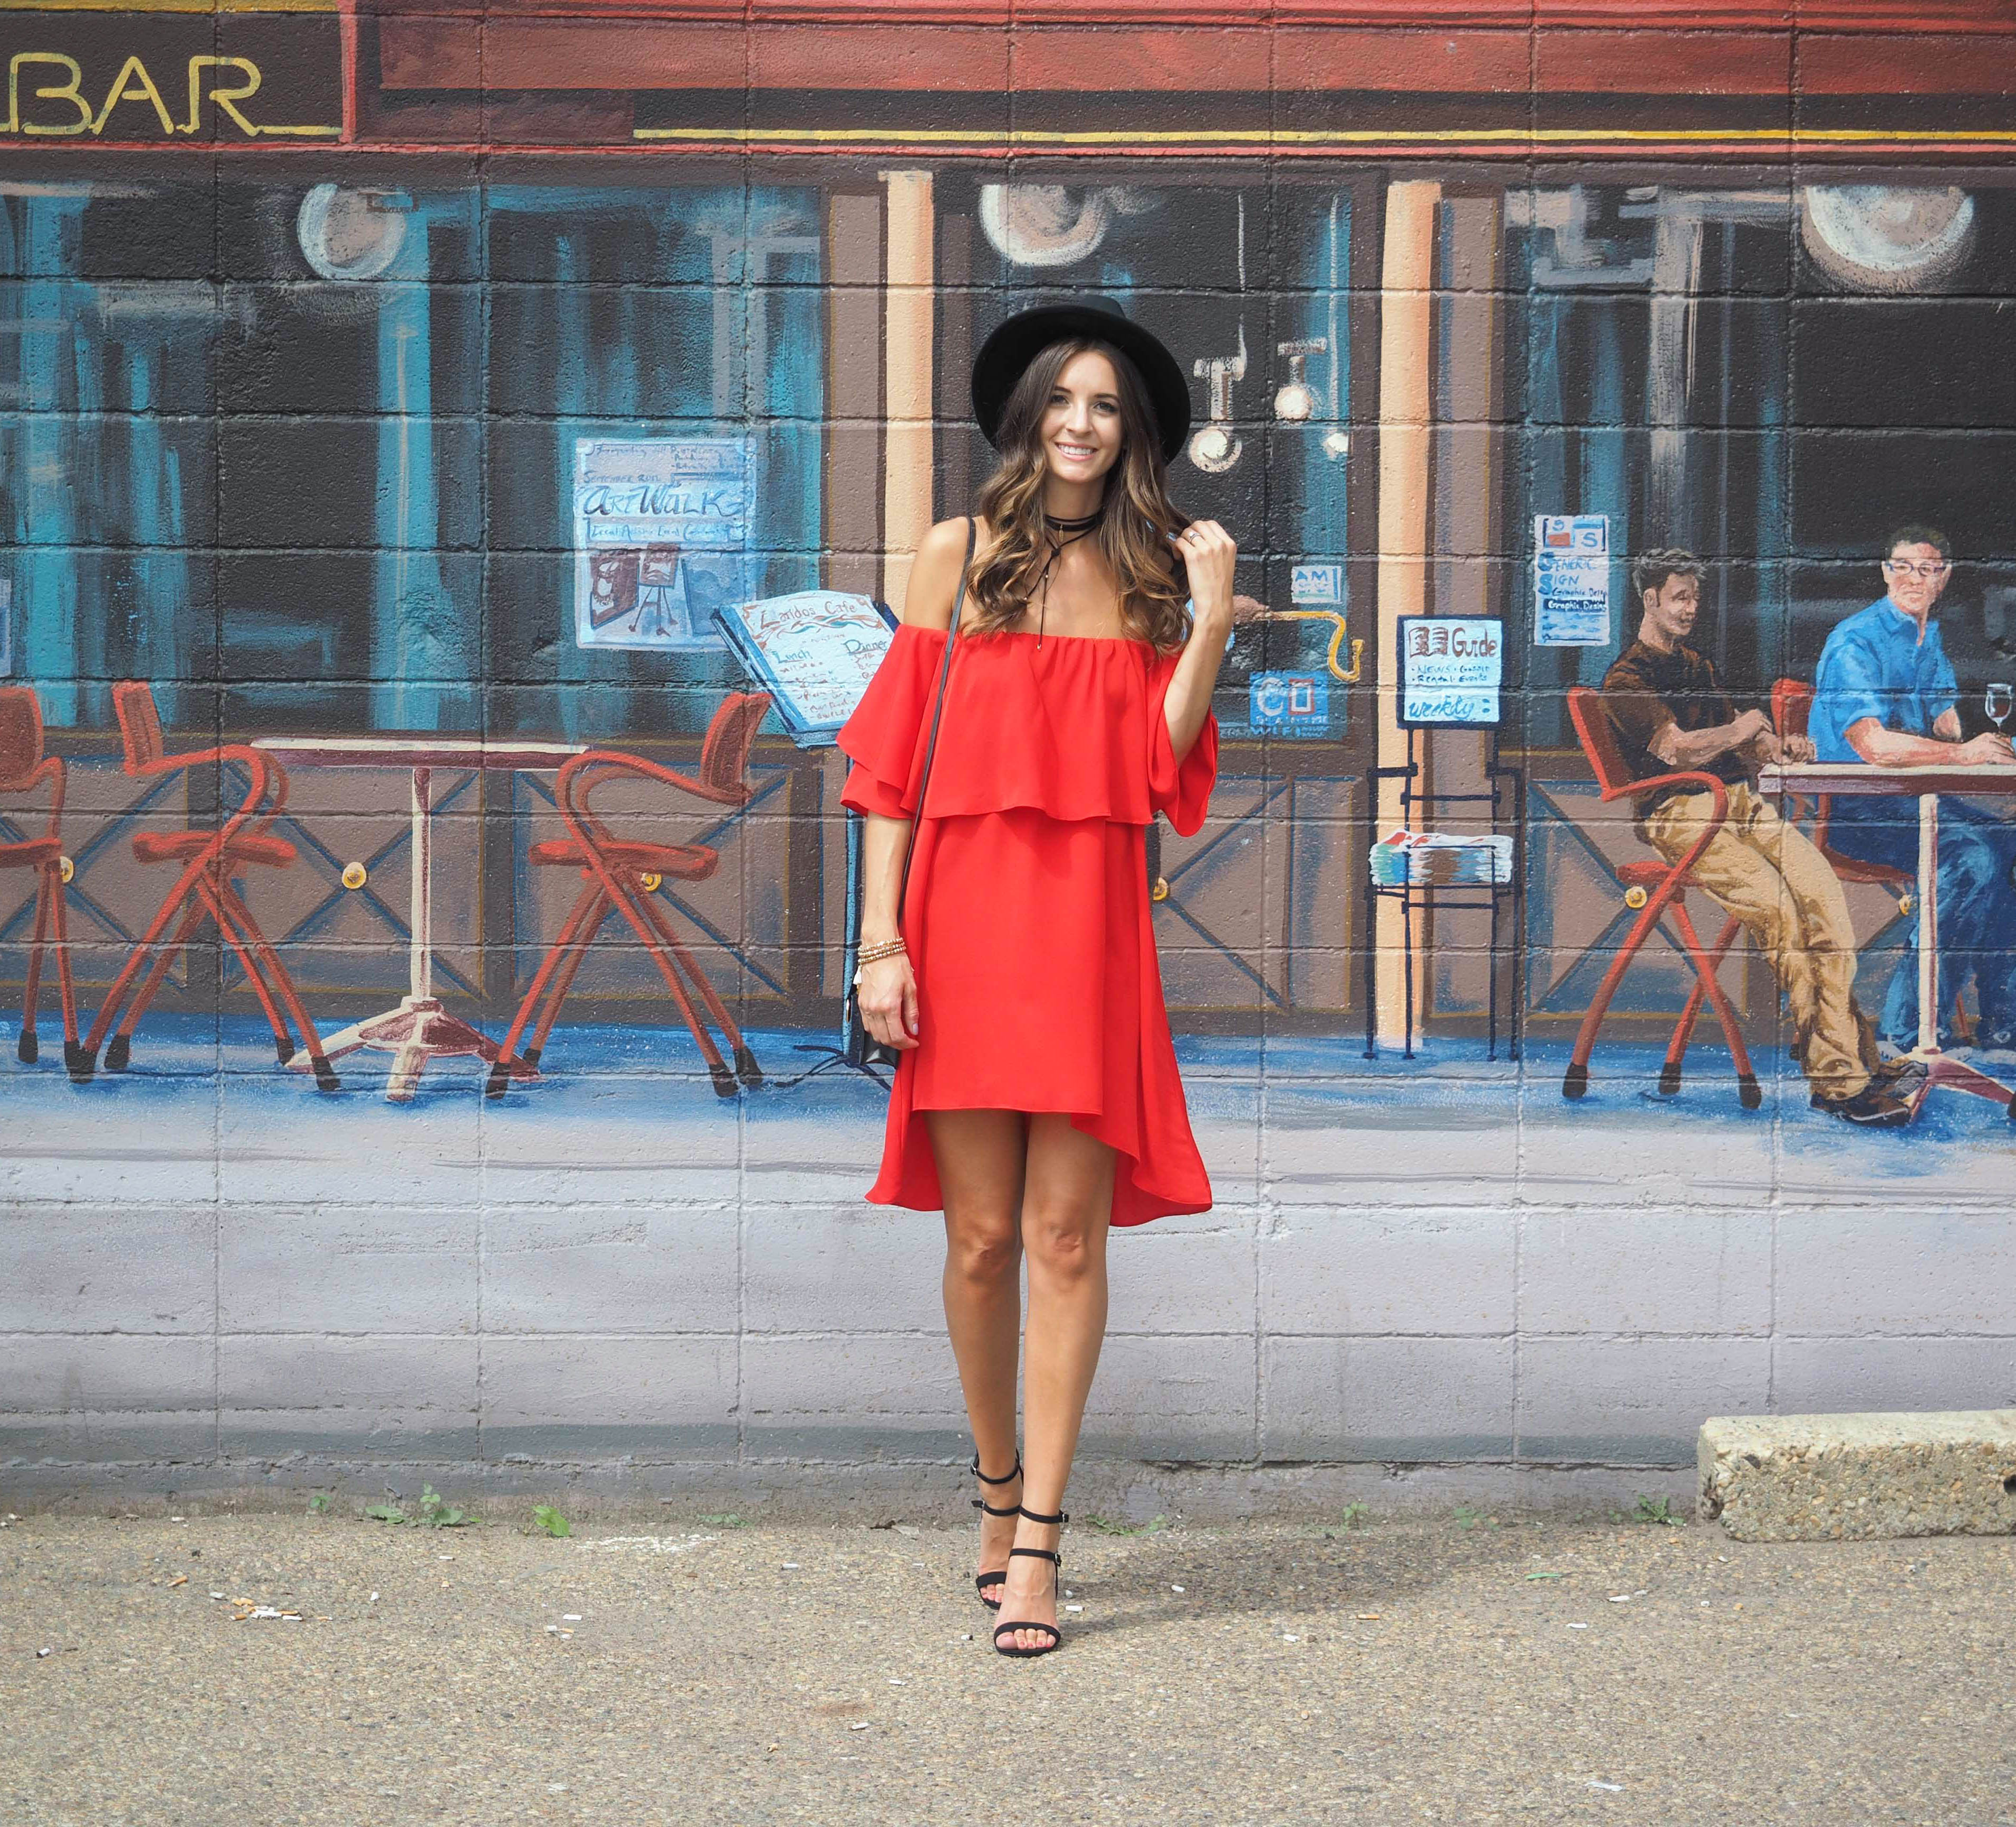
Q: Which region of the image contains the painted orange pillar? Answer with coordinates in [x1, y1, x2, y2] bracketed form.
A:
[880, 169, 935, 614]
[1374, 180, 1441, 1049]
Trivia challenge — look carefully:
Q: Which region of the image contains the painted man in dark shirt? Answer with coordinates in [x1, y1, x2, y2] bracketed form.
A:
[1600, 549, 1911, 1125]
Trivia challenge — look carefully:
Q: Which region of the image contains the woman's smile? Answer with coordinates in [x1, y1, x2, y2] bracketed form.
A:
[1039, 349, 1124, 487]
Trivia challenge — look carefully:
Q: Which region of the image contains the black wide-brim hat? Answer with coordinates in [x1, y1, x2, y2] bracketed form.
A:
[971, 300, 1190, 467]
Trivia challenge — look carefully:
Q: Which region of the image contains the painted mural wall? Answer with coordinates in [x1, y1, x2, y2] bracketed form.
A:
[3, 0, 2014, 1496]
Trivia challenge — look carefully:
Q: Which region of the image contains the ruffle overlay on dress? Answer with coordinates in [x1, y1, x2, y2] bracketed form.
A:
[837, 624, 1216, 834]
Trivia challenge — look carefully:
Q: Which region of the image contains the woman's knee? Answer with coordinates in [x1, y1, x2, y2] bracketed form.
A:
[945, 1213, 1020, 1287]
[1022, 1207, 1104, 1283]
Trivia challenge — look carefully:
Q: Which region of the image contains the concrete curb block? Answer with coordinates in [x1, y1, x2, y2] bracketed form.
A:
[1697, 1410, 2016, 1542]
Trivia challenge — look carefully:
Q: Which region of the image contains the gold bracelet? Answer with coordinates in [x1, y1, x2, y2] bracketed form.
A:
[853, 938, 907, 989]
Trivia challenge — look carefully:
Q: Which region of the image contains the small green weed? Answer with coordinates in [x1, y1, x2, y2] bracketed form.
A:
[1082, 1514, 1169, 1536]
[531, 1505, 572, 1539]
[365, 1485, 474, 1529]
[306, 1493, 333, 1516]
[415, 1486, 471, 1528]
[697, 1513, 746, 1529]
[1624, 1493, 1686, 1528]
[1454, 1504, 1500, 1530]
[1321, 1501, 1371, 1540]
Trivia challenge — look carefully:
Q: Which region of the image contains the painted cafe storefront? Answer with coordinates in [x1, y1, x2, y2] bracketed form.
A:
[3, 0, 2012, 1053]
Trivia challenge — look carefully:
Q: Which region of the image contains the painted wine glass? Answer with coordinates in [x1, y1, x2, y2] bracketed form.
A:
[1987, 681, 2014, 738]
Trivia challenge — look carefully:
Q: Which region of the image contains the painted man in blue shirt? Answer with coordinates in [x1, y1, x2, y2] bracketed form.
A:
[1811, 524, 2016, 1049]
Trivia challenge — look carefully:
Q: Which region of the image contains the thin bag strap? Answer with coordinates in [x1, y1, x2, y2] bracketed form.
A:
[895, 515, 976, 925]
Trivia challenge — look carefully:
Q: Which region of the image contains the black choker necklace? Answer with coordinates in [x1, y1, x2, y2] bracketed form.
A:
[1033, 507, 1103, 648]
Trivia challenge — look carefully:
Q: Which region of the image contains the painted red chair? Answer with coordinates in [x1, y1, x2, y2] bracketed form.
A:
[0, 687, 80, 1069]
[1772, 678, 1916, 903]
[1771, 675, 1947, 1044]
[487, 691, 773, 1101]
[74, 682, 339, 1090]
[1561, 685, 1760, 1108]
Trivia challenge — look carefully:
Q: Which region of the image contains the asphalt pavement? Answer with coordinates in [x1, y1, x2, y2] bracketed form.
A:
[5, 1498, 2013, 1825]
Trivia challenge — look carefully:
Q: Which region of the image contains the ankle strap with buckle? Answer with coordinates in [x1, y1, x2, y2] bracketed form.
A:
[972, 1452, 1024, 1517]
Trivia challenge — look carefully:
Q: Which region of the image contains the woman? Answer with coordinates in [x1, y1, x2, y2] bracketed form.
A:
[838, 300, 1235, 1658]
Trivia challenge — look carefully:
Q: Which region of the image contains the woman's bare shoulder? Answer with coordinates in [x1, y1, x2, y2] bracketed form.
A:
[901, 516, 987, 630]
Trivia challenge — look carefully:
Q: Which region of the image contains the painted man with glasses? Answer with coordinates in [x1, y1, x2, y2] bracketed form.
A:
[1811, 524, 2016, 1050]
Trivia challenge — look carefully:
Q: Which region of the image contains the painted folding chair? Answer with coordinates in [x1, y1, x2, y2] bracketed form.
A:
[1561, 684, 1760, 1108]
[1770, 679, 1917, 906]
[1773, 674, 1925, 926]
[74, 682, 339, 1090]
[0, 687, 80, 1069]
[487, 691, 773, 1101]
[1770, 675, 1947, 1044]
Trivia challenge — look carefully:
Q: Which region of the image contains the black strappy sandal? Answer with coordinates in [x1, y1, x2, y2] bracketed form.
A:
[970, 1453, 1022, 1612]
[992, 1505, 1068, 1658]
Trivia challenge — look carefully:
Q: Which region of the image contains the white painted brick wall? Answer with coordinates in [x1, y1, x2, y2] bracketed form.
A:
[5, 1113, 2015, 1494]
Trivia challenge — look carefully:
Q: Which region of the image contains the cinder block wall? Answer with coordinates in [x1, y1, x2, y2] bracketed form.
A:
[6, 1175, 2014, 1512]
[6, 3, 2016, 1512]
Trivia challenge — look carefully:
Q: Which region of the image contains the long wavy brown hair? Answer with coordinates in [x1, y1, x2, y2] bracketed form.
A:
[967, 338, 1191, 650]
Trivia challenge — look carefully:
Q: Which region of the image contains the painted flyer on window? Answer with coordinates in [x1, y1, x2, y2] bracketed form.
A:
[1533, 514, 1611, 647]
[573, 437, 751, 650]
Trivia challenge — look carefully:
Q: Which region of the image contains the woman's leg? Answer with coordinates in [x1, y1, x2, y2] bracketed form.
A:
[924, 1109, 1029, 1597]
[1000, 1113, 1117, 1648]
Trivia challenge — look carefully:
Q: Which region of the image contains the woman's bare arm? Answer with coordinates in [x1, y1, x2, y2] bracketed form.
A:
[1163, 521, 1237, 760]
[857, 520, 975, 945]
[855, 521, 977, 1046]
[857, 810, 911, 952]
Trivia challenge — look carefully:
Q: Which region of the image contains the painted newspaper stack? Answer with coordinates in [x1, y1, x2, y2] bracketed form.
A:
[1368, 829, 1515, 888]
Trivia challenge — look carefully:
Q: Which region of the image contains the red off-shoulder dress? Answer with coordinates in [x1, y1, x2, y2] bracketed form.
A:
[837, 624, 1220, 1228]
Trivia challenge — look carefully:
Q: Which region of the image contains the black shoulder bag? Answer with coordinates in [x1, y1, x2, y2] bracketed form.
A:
[848, 516, 976, 1071]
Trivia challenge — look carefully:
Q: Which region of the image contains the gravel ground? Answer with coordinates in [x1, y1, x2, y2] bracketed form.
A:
[4, 1501, 2013, 1826]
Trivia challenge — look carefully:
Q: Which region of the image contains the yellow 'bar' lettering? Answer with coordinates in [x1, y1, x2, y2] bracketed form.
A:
[185, 54, 262, 137]
[8, 53, 91, 136]
[90, 54, 175, 136]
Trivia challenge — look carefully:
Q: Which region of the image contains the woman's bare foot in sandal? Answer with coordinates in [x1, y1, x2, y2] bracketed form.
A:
[971, 1455, 1022, 1610]
[993, 1506, 1065, 1656]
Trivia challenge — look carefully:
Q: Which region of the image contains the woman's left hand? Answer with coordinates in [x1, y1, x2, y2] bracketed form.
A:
[1177, 520, 1238, 622]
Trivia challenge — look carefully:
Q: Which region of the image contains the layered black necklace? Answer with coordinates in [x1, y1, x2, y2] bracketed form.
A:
[1033, 504, 1104, 649]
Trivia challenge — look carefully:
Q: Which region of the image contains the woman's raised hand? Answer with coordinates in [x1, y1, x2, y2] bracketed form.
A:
[858, 953, 920, 1050]
[1177, 520, 1238, 622]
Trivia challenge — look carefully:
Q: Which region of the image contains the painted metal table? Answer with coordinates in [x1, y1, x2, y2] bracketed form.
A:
[252, 735, 587, 1102]
[1759, 759, 2016, 1123]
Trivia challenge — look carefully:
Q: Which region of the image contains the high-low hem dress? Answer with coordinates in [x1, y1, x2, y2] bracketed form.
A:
[837, 624, 1219, 1229]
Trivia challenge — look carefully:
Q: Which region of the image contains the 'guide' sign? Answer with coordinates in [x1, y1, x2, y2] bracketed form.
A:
[1399, 616, 1502, 726]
